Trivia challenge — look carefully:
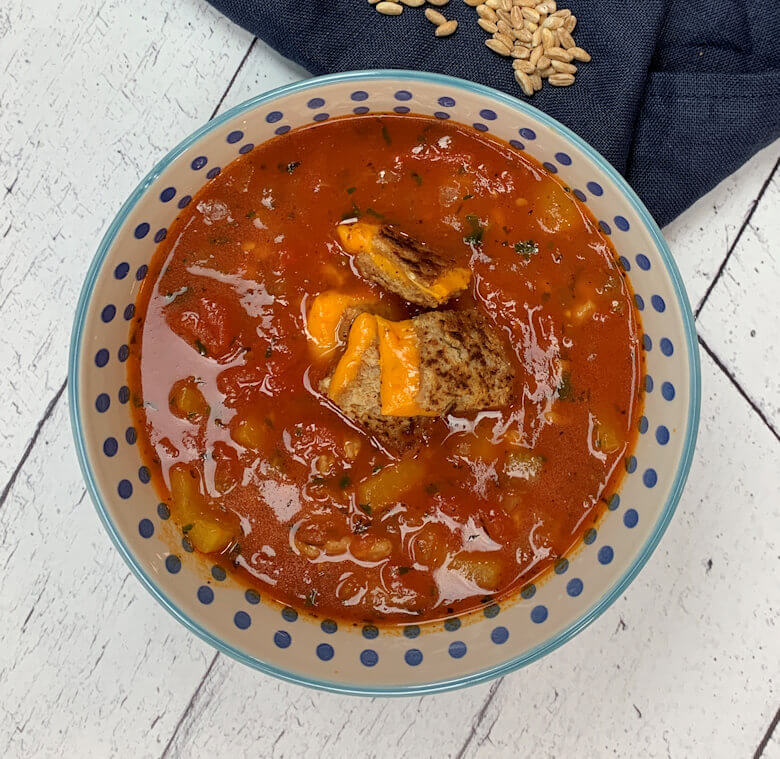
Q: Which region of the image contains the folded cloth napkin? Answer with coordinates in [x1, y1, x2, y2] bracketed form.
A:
[207, 0, 780, 227]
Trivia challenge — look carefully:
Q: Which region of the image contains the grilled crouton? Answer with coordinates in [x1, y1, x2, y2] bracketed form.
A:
[322, 310, 513, 450]
[336, 222, 471, 308]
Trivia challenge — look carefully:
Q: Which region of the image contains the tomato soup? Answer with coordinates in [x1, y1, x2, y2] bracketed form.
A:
[127, 114, 642, 623]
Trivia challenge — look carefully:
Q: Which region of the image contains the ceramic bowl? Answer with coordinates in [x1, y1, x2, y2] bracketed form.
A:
[69, 70, 700, 696]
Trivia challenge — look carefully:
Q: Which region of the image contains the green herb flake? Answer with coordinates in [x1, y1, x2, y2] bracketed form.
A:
[182, 523, 194, 533]
[246, 209, 256, 219]
[425, 482, 439, 495]
[209, 235, 231, 245]
[265, 345, 273, 358]
[285, 161, 301, 174]
[411, 171, 423, 186]
[338, 475, 352, 489]
[194, 339, 209, 356]
[346, 186, 356, 194]
[372, 465, 384, 474]
[358, 503, 372, 515]
[462, 193, 473, 200]
[381, 124, 392, 145]
[558, 370, 574, 401]
[514, 240, 539, 260]
[265, 417, 274, 428]
[463, 214, 485, 245]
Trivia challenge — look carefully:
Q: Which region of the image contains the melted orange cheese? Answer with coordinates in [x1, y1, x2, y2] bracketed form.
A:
[306, 290, 373, 356]
[375, 316, 436, 417]
[328, 312, 377, 400]
[337, 223, 470, 305]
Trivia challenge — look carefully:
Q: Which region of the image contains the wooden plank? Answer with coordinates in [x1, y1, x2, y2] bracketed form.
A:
[454, 350, 780, 758]
[0, 0, 252, 485]
[0, 398, 219, 757]
[697, 173, 779, 431]
[664, 141, 780, 309]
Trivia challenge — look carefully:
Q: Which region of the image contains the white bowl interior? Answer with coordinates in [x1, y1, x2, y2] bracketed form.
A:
[71, 71, 698, 694]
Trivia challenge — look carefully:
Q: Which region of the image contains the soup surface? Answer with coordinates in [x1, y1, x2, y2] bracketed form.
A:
[128, 114, 642, 623]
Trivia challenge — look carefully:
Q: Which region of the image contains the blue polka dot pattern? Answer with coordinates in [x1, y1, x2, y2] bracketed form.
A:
[599, 220, 611, 235]
[608, 494, 620, 511]
[614, 215, 630, 231]
[206, 167, 221, 179]
[554, 558, 569, 574]
[636, 254, 651, 270]
[520, 584, 536, 599]
[354, 106, 370, 115]
[479, 108, 497, 120]
[362, 624, 379, 639]
[95, 348, 109, 367]
[134, 222, 149, 239]
[211, 565, 226, 582]
[625, 455, 637, 473]
[656, 425, 670, 445]
[643, 334, 652, 351]
[405, 649, 423, 666]
[360, 649, 378, 667]
[95, 393, 110, 412]
[103, 437, 118, 456]
[598, 545, 614, 565]
[282, 607, 298, 622]
[239, 143, 254, 154]
[624, 509, 639, 528]
[321, 619, 337, 634]
[245, 589, 261, 605]
[234, 611, 251, 629]
[651, 295, 666, 312]
[530, 605, 548, 623]
[101, 304, 116, 322]
[433, 111, 449, 119]
[178, 195, 191, 209]
[316, 643, 334, 661]
[584, 527, 597, 544]
[519, 127, 536, 140]
[266, 111, 283, 123]
[635, 293, 645, 310]
[394, 106, 410, 114]
[660, 338, 674, 356]
[491, 626, 509, 644]
[117, 479, 132, 499]
[157, 503, 170, 520]
[586, 181, 603, 196]
[135, 264, 147, 281]
[125, 426, 136, 444]
[543, 161, 558, 173]
[165, 555, 181, 574]
[444, 617, 461, 632]
[118, 344, 129, 362]
[645, 374, 654, 392]
[638, 415, 649, 434]
[275, 125, 291, 135]
[351, 90, 369, 101]
[448, 641, 467, 658]
[227, 130, 243, 144]
[274, 630, 291, 648]
[313, 113, 329, 122]
[573, 189, 586, 202]
[509, 139, 524, 149]
[114, 262, 129, 279]
[138, 518, 154, 538]
[395, 90, 412, 101]
[307, 97, 325, 109]
[123, 304, 135, 320]
[643, 468, 658, 488]
[567, 578, 583, 597]
[403, 625, 420, 639]
[619, 256, 631, 272]
[555, 151, 572, 165]
[197, 585, 214, 604]
[484, 603, 500, 618]
[118, 385, 130, 403]
[181, 537, 193, 553]
[473, 122, 488, 132]
[154, 228, 167, 243]
[190, 156, 207, 170]
[138, 466, 150, 484]
[437, 96, 455, 107]
[662, 381, 675, 400]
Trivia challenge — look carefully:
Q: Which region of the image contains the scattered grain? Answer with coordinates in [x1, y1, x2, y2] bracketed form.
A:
[477, 4, 498, 21]
[515, 70, 535, 96]
[557, 28, 575, 48]
[569, 46, 591, 62]
[545, 46, 573, 61]
[529, 44, 543, 66]
[564, 14, 577, 32]
[551, 59, 577, 73]
[478, 18, 498, 33]
[425, 7, 447, 24]
[537, 54, 550, 69]
[495, 31, 514, 49]
[435, 19, 458, 36]
[549, 72, 575, 86]
[376, 1, 403, 13]
[485, 37, 512, 55]
[399, 0, 425, 6]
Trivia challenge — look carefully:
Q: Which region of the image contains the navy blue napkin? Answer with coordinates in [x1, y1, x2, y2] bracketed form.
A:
[207, 0, 780, 227]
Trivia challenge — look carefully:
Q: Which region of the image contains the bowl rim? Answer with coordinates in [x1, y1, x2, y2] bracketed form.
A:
[68, 69, 701, 697]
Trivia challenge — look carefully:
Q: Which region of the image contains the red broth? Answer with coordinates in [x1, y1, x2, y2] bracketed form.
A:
[127, 114, 642, 623]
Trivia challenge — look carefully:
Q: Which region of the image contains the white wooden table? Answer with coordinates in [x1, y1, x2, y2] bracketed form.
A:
[1, 2, 778, 757]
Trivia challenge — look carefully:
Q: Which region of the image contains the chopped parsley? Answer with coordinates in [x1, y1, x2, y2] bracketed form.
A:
[194, 339, 209, 356]
[514, 239, 539, 260]
[182, 523, 194, 533]
[285, 161, 301, 174]
[358, 503, 372, 515]
[462, 193, 473, 200]
[245, 209, 256, 219]
[338, 474, 352, 489]
[346, 186, 356, 194]
[410, 171, 423, 186]
[463, 214, 485, 245]
[372, 465, 384, 474]
[381, 123, 392, 145]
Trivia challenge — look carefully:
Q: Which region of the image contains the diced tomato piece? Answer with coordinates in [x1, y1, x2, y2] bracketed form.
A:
[165, 295, 238, 358]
